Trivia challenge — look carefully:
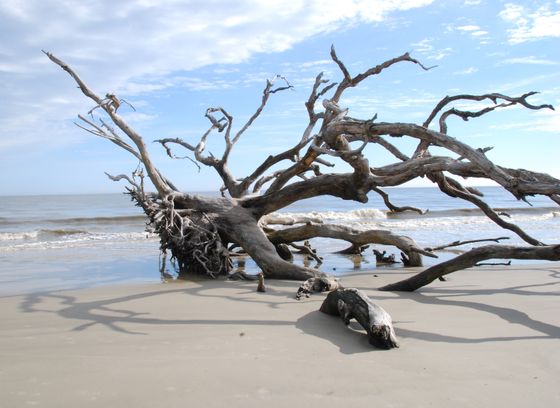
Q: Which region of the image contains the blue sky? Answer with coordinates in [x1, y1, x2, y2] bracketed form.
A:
[0, 0, 559, 195]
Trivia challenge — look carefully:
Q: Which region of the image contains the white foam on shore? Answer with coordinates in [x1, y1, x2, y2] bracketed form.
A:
[0, 231, 158, 252]
[0, 231, 40, 241]
[276, 208, 387, 222]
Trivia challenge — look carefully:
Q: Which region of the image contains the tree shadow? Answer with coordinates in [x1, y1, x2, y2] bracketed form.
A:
[18, 280, 305, 335]
[385, 268, 560, 343]
[18, 268, 560, 345]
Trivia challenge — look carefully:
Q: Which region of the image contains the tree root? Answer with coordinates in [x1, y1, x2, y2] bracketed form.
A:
[131, 190, 230, 278]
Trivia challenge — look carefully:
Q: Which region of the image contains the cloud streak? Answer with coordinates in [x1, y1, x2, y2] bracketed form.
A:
[0, 0, 435, 155]
[499, 2, 560, 44]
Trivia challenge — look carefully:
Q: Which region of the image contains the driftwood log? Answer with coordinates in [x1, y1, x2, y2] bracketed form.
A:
[320, 288, 398, 349]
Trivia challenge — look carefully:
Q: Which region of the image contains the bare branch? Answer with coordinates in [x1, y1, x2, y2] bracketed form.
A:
[371, 186, 424, 214]
[154, 138, 202, 171]
[380, 245, 560, 292]
[425, 236, 510, 252]
[329, 46, 435, 102]
[429, 172, 544, 246]
[424, 92, 554, 129]
[43, 50, 103, 105]
[231, 75, 293, 146]
[105, 172, 141, 190]
[76, 115, 141, 160]
[330, 45, 352, 83]
[47, 52, 172, 196]
[305, 72, 337, 121]
[369, 136, 410, 161]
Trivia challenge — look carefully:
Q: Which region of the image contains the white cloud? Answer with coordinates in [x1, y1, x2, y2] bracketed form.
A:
[341, 94, 438, 118]
[411, 38, 453, 60]
[497, 73, 560, 93]
[0, 0, 435, 154]
[499, 2, 560, 44]
[500, 56, 559, 65]
[454, 67, 479, 75]
[532, 109, 560, 132]
[456, 25, 481, 31]
[300, 59, 333, 69]
[449, 23, 489, 41]
[411, 38, 434, 53]
[471, 30, 489, 37]
[488, 109, 559, 133]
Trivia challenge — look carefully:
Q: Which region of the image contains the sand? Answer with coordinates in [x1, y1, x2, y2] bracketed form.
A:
[1, 264, 559, 407]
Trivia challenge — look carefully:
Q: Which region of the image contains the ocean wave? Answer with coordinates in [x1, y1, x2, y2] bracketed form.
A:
[278, 206, 559, 222]
[51, 215, 147, 225]
[275, 208, 388, 222]
[0, 214, 147, 228]
[0, 231, 40, 241]
[0, 231, 158, 251]
[0, 229, 90, 241]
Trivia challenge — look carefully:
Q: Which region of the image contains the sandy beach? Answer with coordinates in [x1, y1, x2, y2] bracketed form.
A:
[1, 264, 559, 407]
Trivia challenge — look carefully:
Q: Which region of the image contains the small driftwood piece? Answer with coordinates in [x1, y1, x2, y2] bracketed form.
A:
[373, 249, 399, 264]
[320, 288, 398, 349]
[290, 240, 323, 265]
[295, 277, 342, 300]
[257, 273, 266, 292]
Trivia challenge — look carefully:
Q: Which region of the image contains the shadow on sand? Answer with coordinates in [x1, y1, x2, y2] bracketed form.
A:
[18, 267, 560, 349]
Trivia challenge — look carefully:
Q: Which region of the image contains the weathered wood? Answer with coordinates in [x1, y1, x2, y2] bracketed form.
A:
[275, 243, 293, 261]
[373, 249, 399, 264]
[257, 273, 266, 292]
[380, 244, 560, 292]
[295, 277, 342, 300]
[320, 288, 398, 349]
[425, 236, 510, 252]
[268, 223, 436, 267]
[289, 241, 323, 265]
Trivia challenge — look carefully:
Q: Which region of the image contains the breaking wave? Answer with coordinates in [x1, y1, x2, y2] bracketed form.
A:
[277, 206, 559, 223]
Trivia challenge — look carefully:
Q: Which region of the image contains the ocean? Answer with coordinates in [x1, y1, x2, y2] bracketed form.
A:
[1, 187, 558, 295]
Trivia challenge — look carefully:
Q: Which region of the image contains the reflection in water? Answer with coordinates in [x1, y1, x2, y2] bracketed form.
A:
[350, 254, 364, 270]
[158, 245, 418, 283]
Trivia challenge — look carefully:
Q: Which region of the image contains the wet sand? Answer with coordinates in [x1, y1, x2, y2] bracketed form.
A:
[1, 264, 559, 407]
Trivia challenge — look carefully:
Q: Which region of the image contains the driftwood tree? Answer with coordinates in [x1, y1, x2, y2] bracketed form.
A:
[46, 48, 560, 288]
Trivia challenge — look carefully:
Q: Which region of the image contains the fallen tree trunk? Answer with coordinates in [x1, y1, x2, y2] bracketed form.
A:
[380, 244, 560, 292]
[320, 288, 399, 349]
[46, 48, 558, 282]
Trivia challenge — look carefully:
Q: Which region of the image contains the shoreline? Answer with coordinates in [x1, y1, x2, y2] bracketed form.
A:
[1, 264, 559, 407]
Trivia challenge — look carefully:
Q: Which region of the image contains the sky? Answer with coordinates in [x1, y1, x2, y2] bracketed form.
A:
[0, 0, 559, 195]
